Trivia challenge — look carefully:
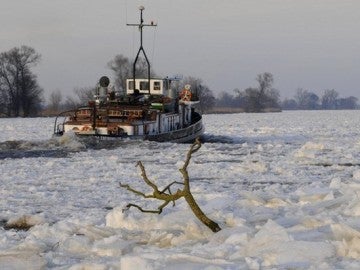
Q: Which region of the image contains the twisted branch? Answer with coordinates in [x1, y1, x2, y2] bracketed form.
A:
[119, 138, 221, 232]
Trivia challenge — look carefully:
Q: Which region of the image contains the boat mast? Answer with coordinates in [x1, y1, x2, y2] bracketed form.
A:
[127, 6, 157, 94]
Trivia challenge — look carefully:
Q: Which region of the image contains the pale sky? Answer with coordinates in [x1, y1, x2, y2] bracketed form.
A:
[1, 0, 359, 101]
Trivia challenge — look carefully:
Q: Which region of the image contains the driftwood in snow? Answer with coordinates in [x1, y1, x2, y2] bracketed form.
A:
[120, 138, 221, 233]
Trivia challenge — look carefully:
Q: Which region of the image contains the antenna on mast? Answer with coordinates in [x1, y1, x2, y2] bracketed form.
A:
[127, 6, 157, 94]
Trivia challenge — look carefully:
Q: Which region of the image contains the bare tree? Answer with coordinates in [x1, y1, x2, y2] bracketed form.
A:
[0, 82, 10, 116]
[120, 138, 221, 233]
[0, 46, 43, 116]
[337, 96, 358, 109]
[281, 98, 297, 110]
[216, 91, 236, 107]
[107, 54, 132, 94]
[74, 87, 96, 105]
[295, 88, 320, 110]
[63, 96, 81, 110]
[321, 89, 339, 109]
[48, 90, 63, 112]
[243, 87, 261, 112]
[263, 88, 281, 110]
[294, 88, 308, 109]
[234, 72, 280, 112]
[255, 72, 281, 111]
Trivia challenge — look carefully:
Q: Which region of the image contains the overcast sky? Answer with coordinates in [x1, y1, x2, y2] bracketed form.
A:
[1, 0, 359, 101]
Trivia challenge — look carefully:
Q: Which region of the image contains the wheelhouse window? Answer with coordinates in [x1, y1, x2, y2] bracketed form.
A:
[153, 81, 161, 91]
[140, 81, 149, 90]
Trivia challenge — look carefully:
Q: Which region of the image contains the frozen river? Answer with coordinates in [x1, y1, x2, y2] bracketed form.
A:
[1, 111, 360, 269]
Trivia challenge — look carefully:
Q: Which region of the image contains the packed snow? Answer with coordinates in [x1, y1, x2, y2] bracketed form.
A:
[1, 111, 360, 269]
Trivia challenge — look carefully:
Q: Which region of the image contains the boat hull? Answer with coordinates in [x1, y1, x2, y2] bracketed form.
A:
[146, 118, 204, 143]
[57, 119, 204, 143]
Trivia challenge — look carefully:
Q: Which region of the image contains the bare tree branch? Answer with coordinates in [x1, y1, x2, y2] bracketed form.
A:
[136, 161, 160, 192]
[119, 183, 155, 199]
[120, 138, 221, 233]
[124, 203, 160, 214]
[160, 181, 184, 193]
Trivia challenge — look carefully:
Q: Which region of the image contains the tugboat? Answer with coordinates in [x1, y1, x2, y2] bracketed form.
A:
[53, 6, 204, 143]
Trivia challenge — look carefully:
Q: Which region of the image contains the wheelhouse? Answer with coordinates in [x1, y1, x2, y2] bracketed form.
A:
[126, 78, 173, 96]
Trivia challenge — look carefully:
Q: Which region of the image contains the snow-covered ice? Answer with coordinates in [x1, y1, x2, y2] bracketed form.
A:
[1, 111, 360, 269]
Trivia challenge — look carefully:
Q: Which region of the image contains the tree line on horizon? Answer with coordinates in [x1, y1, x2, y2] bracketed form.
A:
[0, 45, 358, 117]
[281, 89, 358, 110]
[216, 86, 359, 112]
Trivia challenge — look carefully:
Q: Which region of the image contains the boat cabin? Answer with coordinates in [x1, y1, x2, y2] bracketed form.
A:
[126, 78, 173, 97]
